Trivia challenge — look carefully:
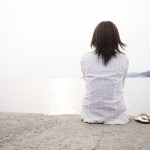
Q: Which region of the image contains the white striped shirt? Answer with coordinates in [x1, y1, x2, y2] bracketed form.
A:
[80, 51, 131, 124]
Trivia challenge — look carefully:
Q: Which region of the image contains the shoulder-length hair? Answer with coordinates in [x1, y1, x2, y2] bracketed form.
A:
[90, 21, 126, 65]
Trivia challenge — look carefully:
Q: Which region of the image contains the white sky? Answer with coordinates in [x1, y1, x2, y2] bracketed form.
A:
[0, 0, 150, 78]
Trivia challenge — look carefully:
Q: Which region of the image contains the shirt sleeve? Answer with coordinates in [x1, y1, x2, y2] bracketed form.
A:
[80, 53, 87, 78]
[123, 55, 129, 87]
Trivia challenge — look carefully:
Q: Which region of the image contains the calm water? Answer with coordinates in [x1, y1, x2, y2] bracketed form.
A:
[0, 78, 150, 116]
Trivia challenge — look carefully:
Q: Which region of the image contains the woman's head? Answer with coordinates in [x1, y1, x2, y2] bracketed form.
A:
[91, 21, 126, 65]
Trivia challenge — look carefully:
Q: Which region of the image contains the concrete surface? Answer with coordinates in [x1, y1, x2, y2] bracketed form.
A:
[0, 112, 150, 150]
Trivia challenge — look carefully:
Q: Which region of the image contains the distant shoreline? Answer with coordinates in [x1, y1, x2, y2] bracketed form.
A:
[127, 70, 150, 77]
[0, 71, 150, 80]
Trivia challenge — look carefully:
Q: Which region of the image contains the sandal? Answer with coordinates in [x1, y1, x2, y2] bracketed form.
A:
[134, 113, 150, 124]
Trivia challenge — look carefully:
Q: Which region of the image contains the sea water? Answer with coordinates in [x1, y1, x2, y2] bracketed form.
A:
[0, 78, 150, 116]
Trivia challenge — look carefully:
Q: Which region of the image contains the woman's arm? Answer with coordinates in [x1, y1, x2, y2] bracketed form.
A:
[123, 57, 129, 88]
[80, 53, 87, 79]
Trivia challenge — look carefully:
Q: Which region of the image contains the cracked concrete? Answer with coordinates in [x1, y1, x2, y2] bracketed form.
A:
[0, 112, 150, 150]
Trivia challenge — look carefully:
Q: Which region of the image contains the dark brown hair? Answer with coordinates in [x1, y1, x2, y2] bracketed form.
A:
[90, 21, 126, 65]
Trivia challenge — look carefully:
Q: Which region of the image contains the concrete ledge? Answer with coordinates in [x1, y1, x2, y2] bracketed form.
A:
[0, 112, 150, 150]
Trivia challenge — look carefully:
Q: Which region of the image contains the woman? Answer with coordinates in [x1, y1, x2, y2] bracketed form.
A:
[80, 21, 132, 124]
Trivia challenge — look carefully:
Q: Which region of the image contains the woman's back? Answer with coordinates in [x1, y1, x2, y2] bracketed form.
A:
[80, 51, 131, 124]
[80, 21, 131, 124]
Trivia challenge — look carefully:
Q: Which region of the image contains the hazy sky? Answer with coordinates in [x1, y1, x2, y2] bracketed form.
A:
[0, 0, 150, 78]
